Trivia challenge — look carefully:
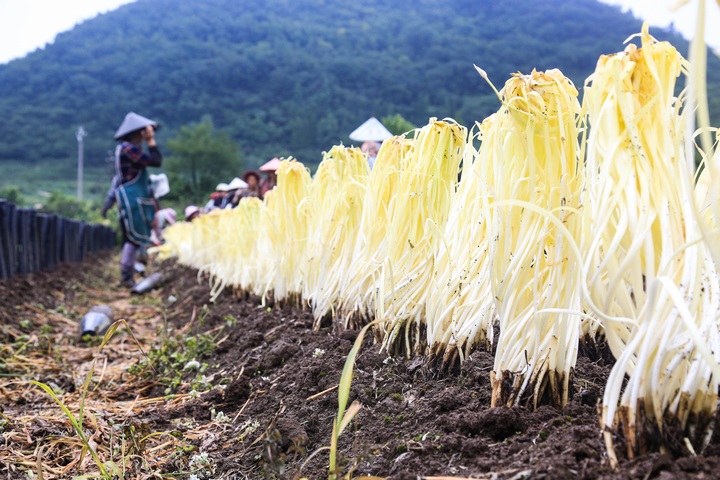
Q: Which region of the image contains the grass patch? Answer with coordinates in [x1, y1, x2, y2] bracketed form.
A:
[0, 160, 111, 203]
[127, 323, 219, 395]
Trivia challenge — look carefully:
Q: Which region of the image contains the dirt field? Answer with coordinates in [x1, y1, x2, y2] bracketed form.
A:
[2, 255, 720, 479]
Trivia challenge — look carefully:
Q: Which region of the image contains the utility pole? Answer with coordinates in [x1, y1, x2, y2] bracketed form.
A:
[76, 126, 86, 200]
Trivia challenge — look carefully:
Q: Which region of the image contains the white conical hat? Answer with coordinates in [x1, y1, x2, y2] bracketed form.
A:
[227, 177, 248, 190]
[114, 112, 160, 140]
[349, 117, 392, 142]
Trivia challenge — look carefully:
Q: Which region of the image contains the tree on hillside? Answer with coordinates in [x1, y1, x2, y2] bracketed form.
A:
[382, 114, 417, 136]
[1, 0, 719, 176]
[39, 191, 105, 223]
[166, 117, 243, 196]
[0, 186, 26, 206]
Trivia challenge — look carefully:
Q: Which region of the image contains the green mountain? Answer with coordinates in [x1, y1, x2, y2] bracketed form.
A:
[0, 0, 718, 195]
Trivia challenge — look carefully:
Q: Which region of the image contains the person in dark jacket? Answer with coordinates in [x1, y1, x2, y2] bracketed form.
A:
[220, 177, 248, 208]
[112, 112, 162, 287]
[233, 170, 263, 204]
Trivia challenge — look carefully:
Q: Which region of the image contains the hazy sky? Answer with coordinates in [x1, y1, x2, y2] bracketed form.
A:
[0, 0, 718, 64]
[0, 0, 136, 64]
[599, 0, 720, 55]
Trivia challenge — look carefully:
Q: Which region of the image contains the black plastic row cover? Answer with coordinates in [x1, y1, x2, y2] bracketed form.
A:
[0, 200, 117, 280]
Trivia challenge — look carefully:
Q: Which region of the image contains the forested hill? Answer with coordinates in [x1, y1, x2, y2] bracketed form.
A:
[0, 0, 717, 169]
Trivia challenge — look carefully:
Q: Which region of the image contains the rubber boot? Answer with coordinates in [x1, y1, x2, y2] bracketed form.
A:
[120, 270, 135, 288]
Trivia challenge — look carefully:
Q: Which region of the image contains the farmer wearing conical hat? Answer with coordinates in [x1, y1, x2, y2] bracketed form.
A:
[112, 112, 163, 288]
[259, 157, 280, 197]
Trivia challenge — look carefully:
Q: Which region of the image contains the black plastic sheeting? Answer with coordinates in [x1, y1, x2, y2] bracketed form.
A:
[0, 200, 116, 280]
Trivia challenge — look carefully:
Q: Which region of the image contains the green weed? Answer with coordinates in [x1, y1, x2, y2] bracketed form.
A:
[30, 320, 145, 479]
[328, 319, 380, 480]
[127, 323, 218, 395]
[223, 314, 238, 327]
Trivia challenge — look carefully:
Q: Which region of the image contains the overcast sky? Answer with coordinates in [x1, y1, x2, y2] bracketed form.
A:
[0, 0, 718, 65]
[0, 0, 136, 64]
[599, 0, 720, 55]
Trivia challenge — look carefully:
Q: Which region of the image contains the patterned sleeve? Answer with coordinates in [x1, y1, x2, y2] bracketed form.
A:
[122, 143, 162, 167]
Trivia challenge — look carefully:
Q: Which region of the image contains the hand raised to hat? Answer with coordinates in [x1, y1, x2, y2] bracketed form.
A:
[142, 125, 157, 147]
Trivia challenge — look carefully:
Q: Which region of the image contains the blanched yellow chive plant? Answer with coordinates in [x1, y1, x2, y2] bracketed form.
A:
[156, 195, 273, 299]
[207, 207, 241, 299]
[582, 24, 720, 463]
[601, 231, 720, 465]
[425, 125, 496, 363]
[302, 146, 369, 328]
[265, 158, 312, 303]
[185, 209, 224, 276]
[154, 220, 194, 262]
[153, 19, 720, 467]
[374, 118, 467, 356]
[221, 197, 268, 296]
[339, 135, 414, 328]
[477, 69, 584, 409]
[581, 26, 686, 355]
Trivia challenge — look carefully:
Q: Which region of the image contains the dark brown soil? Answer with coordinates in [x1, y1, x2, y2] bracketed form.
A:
[150, 262, 720, 479]
[3, 257, 720, 479]
[0, 252, 116, 328]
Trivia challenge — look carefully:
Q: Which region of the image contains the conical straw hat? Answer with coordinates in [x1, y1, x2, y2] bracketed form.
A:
[114, 112, 160, 140]
[259, 157, 282, 172]
[349, 117, 392, 142]
[227, 177, 248, 190]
